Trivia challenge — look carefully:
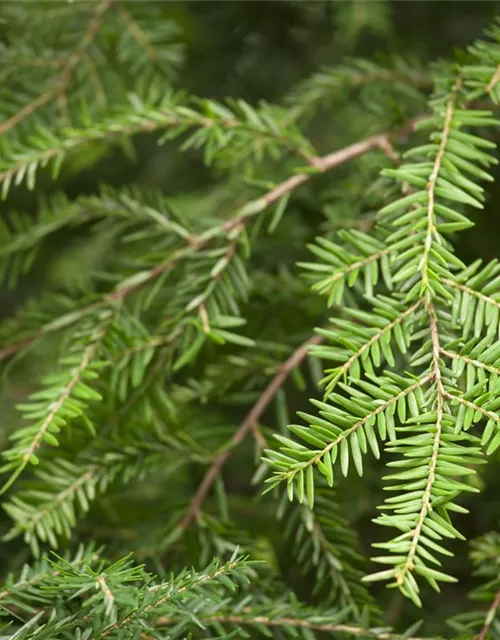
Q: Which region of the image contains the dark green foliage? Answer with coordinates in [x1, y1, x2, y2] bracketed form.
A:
[1, 2, 500, 639]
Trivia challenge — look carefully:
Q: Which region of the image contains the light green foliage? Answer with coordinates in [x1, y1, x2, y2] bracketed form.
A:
[0, 547, 251, 638]
[265, 29, 500, 608]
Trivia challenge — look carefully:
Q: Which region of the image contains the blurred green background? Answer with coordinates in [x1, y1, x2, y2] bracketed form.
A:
[2, 1, 500, 634]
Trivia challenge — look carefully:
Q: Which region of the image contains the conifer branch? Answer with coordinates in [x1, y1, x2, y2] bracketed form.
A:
[421, 80, 462, 291]
[4, 467, 97, 545]
[0, 315, 113, 493]
[1, 108, 416, 206]
[396, 303, 444, 586]
[22, 349, 96, 463]
[0, 117, 422, 364]
[313, 248, 390, 297]
[117, 6, 158, 62]
[486, 65, 500, 95]
[266, 46, 500, 602]
[156, 612, 425, 640]
[286, 57, 433, 121]
[178, 333, 323, 531]
[330, 301, 420, 389]
[4, 9, 500, 629]
[0, 546, 100, 617]
[100, 560, 241, 637]
[445, 279, 500, 311]
[441, 348, 500, 377]
[0, 0, 117, 135]
[97, 574, 115, 617]
[283, 376, 431, 480]
[477, 590, 500, 640]
[282, 488, 375, 618]
[0, 101, 315, 194]
[444, 395, 500, 424]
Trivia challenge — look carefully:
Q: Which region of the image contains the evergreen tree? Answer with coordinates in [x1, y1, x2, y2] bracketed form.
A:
[1, 2, 500, 638]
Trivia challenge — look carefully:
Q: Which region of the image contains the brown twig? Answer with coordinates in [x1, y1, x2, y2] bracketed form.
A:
[263, 114, 425, 203]
[177, 333, 323, 531]
[476, 590, 500, 640]
[0, 336, 37, 362]
[486, 65, 500, 95]
[155, 611, 425, 640]
[14, 58, 67, 70]
[0, 0, 116, 136]
[377, 136, 400, 164]
[0, 114, 424, 364]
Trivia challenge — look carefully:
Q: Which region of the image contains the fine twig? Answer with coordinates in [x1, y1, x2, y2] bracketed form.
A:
[486, 64, 500, 95]
[156, 611, 425, 640]
[476, 590, 500, 640]
[178, 333, 323, 531]
[0, 114, 423, 364]
[101, 562, 240, 637]
[441, 348, 500, 377]
[420, 79, 461, 288]
[396, 303, 444, 586]
[395, 82, 460, 586]
[0, 0, 117, 136]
